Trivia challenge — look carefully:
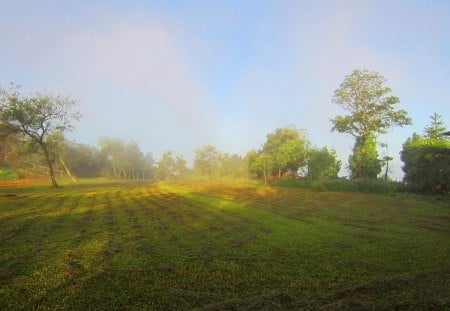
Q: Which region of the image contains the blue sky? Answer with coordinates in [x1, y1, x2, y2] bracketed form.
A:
[1, 0, 449, 179]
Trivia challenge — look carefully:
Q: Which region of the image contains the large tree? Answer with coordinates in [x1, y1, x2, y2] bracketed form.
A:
[331, 69, 411, 178]
[307, 147, 341, 180]
[262, 126, 308, 178]
[0, 85, 80, 187]
[157, 151, 176, 180]
[194, 145, 221, 177]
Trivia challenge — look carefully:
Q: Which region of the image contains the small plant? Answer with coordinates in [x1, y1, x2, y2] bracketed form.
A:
[0, 167, 19, 181]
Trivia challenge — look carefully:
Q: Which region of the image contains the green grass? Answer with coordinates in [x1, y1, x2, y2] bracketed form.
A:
[0, 179, 449, 310]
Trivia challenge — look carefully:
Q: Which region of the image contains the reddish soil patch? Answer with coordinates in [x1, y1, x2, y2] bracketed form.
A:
[0, 178, 49, 187]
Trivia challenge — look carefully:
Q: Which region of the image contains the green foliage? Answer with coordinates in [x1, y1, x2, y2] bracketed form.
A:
[263, 126, 308, 177]
[247, 150, 272, 182]
[423, 112, 447, 140]
[173, 155, 190, 179]
[65, 142, 107, 177]
[274, 177, 406, 194]
[331, 69, 411, 137]
[157, 151, 176, 179]
[307, 147, 341, 180]
[401, 133, 450, 192]
[193, 145, 221, 177]
[0, 167, 19, 180]
[218, 153, 248, 178]
[331, 69, 411, 179]
[0, 84, 80, 186]
[99, 137, 154, 180]
[349, 134, 381, 179]
[248, 126, 309, 182]
[194, 145, 247, 179]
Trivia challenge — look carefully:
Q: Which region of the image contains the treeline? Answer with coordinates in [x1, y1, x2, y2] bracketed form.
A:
[1, 71, 449, 192]
[0, 125, 341, 182]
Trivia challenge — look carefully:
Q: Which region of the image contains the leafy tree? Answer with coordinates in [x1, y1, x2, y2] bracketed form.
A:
[331, 69, 411, 178]
[65, 142, 107, 178]
[247, 150, 273, 183]
[307, 147, 341, 180]
[99, 137, 150, 180]
[401, 133, 450, 192]
[157, 151, 175, 180]
[173, 155, 189, 179]
[423, 112, 447, 139]
[219, 153, 247, 178]
[402, 116, 449, 191]
[99, 137, 127, 179]
[262, 126, 308, 178]
[194, 145, 220, 177]
[142, 153, 156, 179]
[0, 85, 79, 186]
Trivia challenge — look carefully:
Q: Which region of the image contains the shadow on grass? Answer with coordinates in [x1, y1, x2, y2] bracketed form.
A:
[0, 180, 449, 310]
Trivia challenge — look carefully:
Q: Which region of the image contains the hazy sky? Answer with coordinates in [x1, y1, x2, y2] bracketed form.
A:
[1, 0, 449, 179]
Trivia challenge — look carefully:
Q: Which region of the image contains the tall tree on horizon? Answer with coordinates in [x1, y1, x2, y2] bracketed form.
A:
[331, 69, 411, 178]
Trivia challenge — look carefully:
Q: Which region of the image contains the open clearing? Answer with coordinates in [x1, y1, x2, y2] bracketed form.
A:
[0, 180, 449, 310]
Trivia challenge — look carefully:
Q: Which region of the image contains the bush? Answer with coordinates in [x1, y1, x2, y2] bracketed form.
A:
[0, 167, 19, 181]
[401, 134, 450, 193]
[273, 177, 406, 194]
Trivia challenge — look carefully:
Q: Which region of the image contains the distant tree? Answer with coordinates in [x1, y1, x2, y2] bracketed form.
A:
[219, 153, 247, 178]
[307, 147, 341, 180]
[194, 145, 221, 177]
[99, 137, 148, 180]
[65, 142, 106, 178]
[423, 112, 447, 140]
[99, 137, 127, 179]
[0, 85, 80, 187]
[331, 69, 411, 178]
[142, 153, 156, 179]
[157, 151, 175, 180]
[262, 126, 308, 178]
[173, 155, 189, 179]
[379, 142, 393, 181]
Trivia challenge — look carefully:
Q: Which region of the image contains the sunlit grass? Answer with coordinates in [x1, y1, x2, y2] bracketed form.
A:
[0, 179, 449, 309]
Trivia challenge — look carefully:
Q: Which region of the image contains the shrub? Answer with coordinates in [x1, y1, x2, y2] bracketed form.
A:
[401, 134, 450, 193]
[0, 167, 19, 181]
[273, 177, 406, 194]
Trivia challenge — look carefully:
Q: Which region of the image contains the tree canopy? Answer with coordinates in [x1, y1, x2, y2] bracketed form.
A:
[0, 85, 80, 186]
[331, 69, 411, 138]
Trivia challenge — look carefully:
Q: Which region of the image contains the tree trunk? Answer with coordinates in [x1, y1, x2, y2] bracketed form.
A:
[385, 160, 389, 182]
[60, 158, 77, 182]
[41, 143, 58, 187]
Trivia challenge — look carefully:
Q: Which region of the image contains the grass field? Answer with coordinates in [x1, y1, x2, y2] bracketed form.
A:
[0, 179, 449, 310]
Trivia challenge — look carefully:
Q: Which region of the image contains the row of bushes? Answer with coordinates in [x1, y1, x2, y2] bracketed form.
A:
[273, 178, 408, 194]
